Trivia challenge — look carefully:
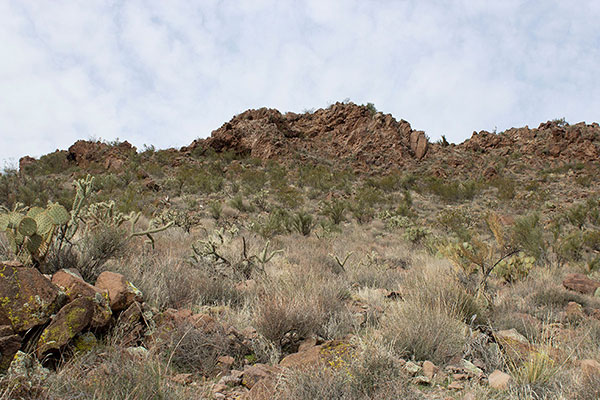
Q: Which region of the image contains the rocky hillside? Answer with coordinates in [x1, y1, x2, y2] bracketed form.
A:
[21, 102, 600, 179]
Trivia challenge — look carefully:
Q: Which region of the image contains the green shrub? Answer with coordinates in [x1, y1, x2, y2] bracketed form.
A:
[511, 213, 547, 262]
[321, 199, 347, 225]
[425, 177, 479, 202]
[291, 211, 315, 236]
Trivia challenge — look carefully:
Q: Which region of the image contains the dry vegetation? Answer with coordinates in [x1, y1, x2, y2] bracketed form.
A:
[1, 125, 600, 400]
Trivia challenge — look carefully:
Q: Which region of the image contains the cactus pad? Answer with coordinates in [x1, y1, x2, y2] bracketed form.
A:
[0, 214, 8, 231]
[18, 217, 37, 237]
[27, 207, 45, 219]
[27, 234, 43, 255]
[47, 204, 70, 225]
[35, 212, 55, 236]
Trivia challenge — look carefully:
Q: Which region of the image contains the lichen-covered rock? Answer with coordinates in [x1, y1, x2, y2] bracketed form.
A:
[73, 331, 98, 353]
[0, 262, 64, 332]
[95, 271, 143, 311]
[0, 325, 21, 371]
[279, 340, 353, 370]
[36, 297, 95, 357]
[52, 268, 112, 329]
[8, 351, 50, 381]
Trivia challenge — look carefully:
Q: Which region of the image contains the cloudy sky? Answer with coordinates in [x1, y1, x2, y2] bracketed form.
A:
[1, 1, 599, 166]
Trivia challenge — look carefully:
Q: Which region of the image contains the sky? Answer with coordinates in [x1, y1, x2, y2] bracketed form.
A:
[1, 0, 599, 167]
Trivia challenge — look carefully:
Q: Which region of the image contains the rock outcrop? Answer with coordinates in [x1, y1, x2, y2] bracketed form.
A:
[185, 102, 429, 171]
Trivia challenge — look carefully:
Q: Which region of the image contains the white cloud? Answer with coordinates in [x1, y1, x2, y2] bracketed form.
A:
[1, 0, 599, 166]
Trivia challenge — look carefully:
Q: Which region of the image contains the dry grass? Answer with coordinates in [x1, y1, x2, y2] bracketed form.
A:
[252, 270, 352, 353]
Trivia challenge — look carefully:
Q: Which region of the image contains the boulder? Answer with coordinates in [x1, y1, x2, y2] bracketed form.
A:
[493, 329, 534, 362]
[52, 269, 101, 300]
[279, 340, 353, 370]
[488, 370, 511, 390]
[410, 130, 429, 160]
[563, 273, 600, 295]
[0, 325, 21, 371]
[95, 271, 143, 311]
[52, 269, 112, 329]
[0, 262, 64, 332]
[241, 363, 282, 389]
[422, 360, 438, 380]
[36, 297, 95, 357]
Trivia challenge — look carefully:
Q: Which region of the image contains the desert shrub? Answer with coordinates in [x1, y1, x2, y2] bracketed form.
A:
[425, 177, 479, 202]
[229, 194, 254, 212]
[77, 225, 129, 282]
[22, 151, 71, 176]
[381, 299, 467, 364]
[240, 168, 268, 191]
[511, 213, 547, 262]
[349, 200, 375, 224]
[403, 266, 485, 324]
[274, 184, 304, 208]
[48, 349, 197, 400]
[321, 199, 347, 225]
[291, 211, 316, 236]
[273, 347, 423, 400]
[437, 208, 472, 242]
[532, 285, 595, 310]
[160, 321, 243, 376]
[208, 200, 222, 220]
[250, 208, 290, 238]
[566, 202, 589, 229]
[175, 165, 224, 194]
[492, 176, 517, 200]
[253, 274, 349, 351]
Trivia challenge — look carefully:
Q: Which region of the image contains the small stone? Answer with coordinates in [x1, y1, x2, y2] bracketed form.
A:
[298, 337, 317, 352]
[581, 359, 600, 376]
[212, 383, 228, 393]
[453, 373, 469, 381]
[171, 373, 193, 385]
[404, 360, 422, 375]
[219, 374, 242, 387]
[124, 346, 149, 359]
[448, 381, 464, 390]
[461, 359, 483, 377]
[72, 332, 97, 353]
[566, 301, 585, 320]
[422, 360, 438, 380]
[488, 370, 511, 390]
[413, 375, 431, 385]
[242, 363, 282, 389]
[218, 355, 235, 371]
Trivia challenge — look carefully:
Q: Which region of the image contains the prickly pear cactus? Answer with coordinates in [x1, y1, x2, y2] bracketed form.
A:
[0, 202, 70, 266]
